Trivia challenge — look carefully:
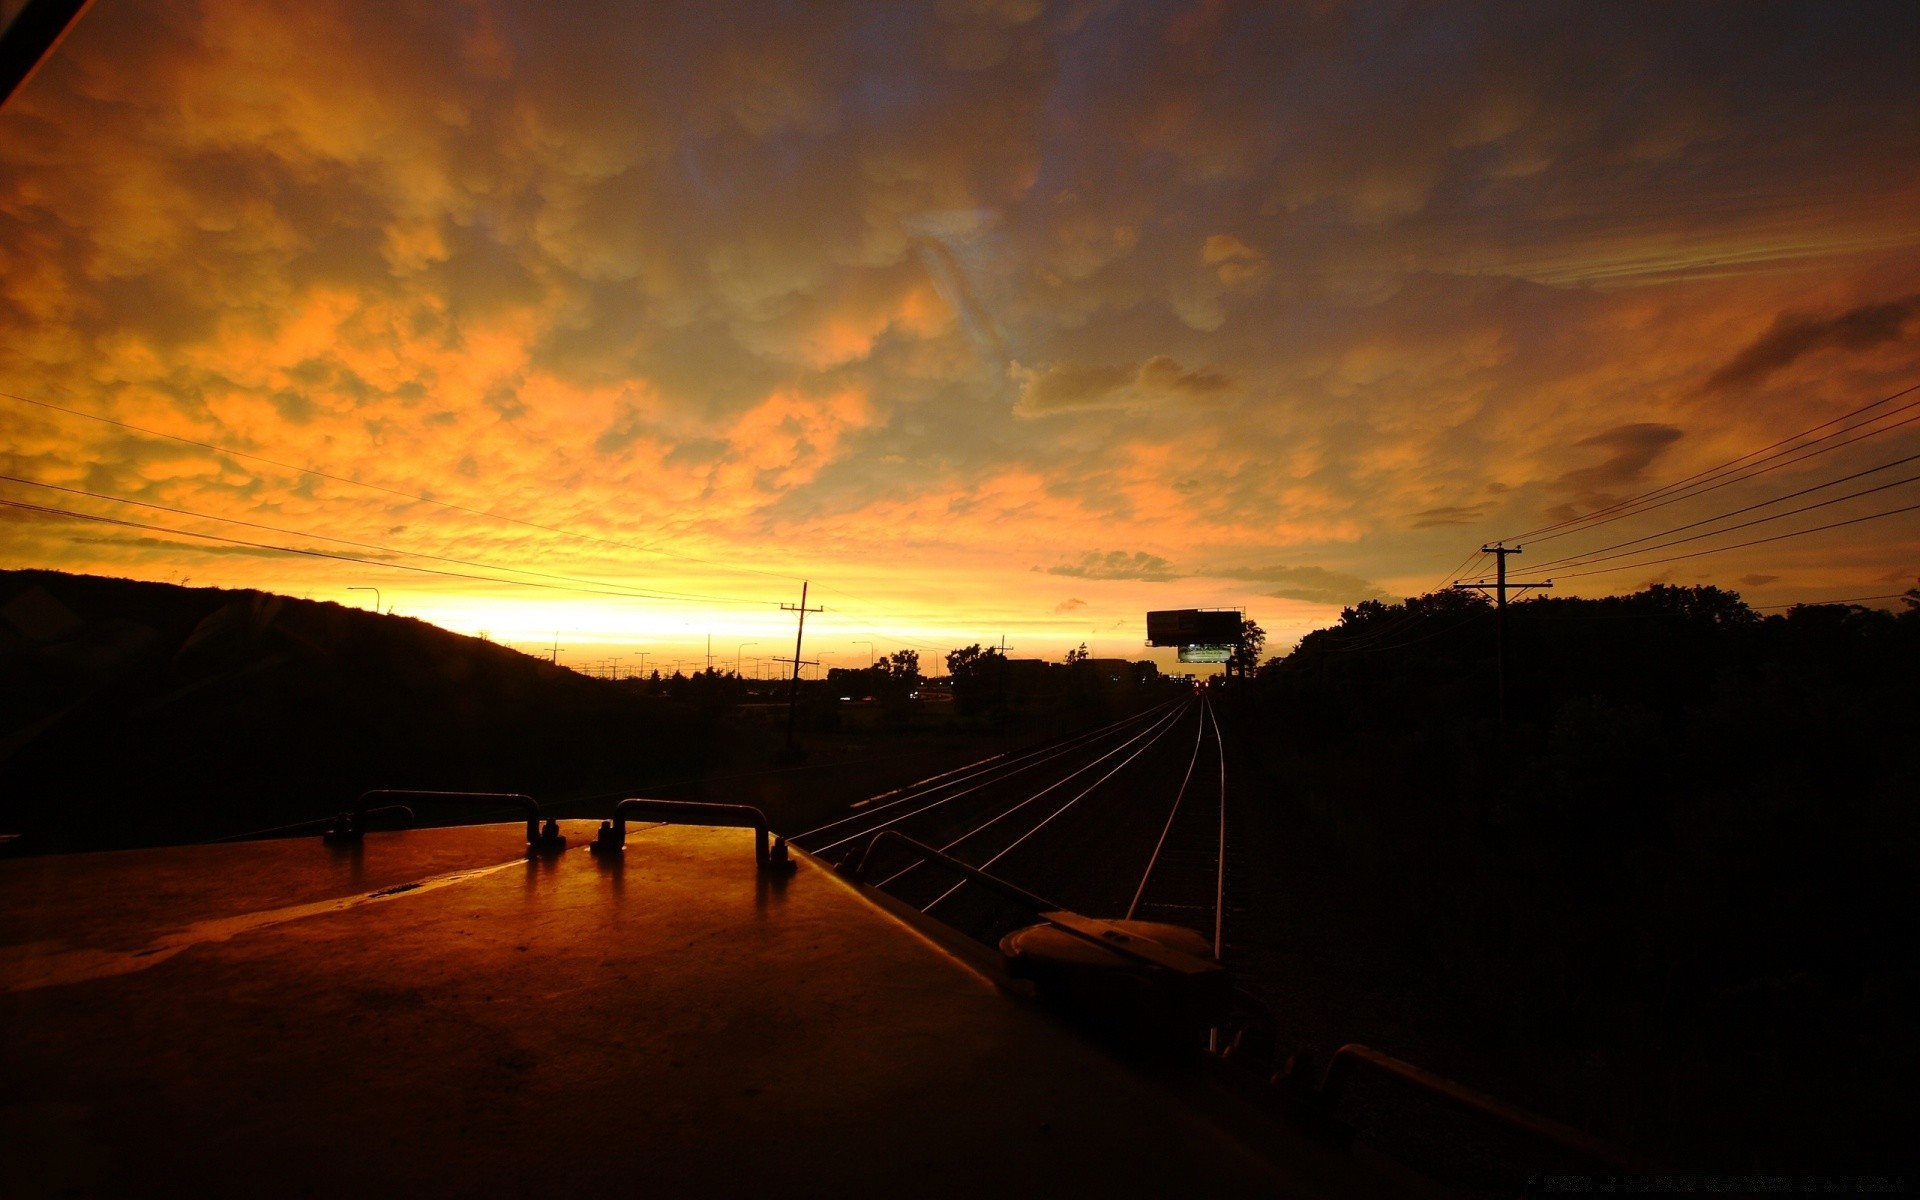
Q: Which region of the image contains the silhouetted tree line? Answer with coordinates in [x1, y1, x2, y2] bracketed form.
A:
[1231, 583, 1920, 1169]
[825, 650, 922, 726]
[944, 642, 1174, 722]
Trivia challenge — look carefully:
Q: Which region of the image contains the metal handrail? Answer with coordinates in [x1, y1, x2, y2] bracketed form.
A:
[591, 798, 791, 870]
[330, 789, 564, 850]
[845, 830, 1222, 978]
[1313, 1043, 1646, 1172]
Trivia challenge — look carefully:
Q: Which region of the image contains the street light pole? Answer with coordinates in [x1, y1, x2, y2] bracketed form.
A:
[736, 641, 757, 676]
[855, 640, 873, 667]
[348, 586, 381, 613]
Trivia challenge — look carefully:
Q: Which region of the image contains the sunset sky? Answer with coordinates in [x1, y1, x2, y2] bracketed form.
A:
[3, 0, 1918, 673]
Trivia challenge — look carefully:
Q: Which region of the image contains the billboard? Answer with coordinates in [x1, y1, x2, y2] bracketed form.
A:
[1146, 609, 1243, 647]
[1176, 645, 1233, 664]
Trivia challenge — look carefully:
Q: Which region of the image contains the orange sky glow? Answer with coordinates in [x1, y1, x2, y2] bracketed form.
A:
[3, 1, 1918, 674]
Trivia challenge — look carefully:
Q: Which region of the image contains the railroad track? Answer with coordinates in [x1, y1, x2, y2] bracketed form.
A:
[792, 693, 1232, 962]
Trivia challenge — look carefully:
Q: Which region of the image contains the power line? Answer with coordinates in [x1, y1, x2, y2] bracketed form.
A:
[1528, 469, 1920, 576]
[0, 473, 765, 607]
[1526, 403, 1920, 550]
[0, 388, 805, 585]
[1269, 551, 1488, 660]
[1755, 592, 1910, 610]
[3, 388, 1005, 653]
[1501, 379, 1920, 544]
[1329, 605, 1489, 655]
[0, 497, 774, 604]
[1526, 446, 1920, 571]
[1552, 496, 1920, 582]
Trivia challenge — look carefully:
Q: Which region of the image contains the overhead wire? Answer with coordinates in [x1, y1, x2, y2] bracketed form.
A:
[1499, 379, 1920, 544]
[0, 498, 774, 604]
[1551, 496, 1920, 581]
[1523, 402, 1920, 550]
[1524, 468, 1920, 576]
[0, 473, 766, 607]
[1522, 448, 1920, 572]
[0, 388, 806, 585]
[3, 387, 1024, 658]
[1754, 593, 1909, 610]
[3, 389, 1012, 654]
[1325, 604, 1490, 655]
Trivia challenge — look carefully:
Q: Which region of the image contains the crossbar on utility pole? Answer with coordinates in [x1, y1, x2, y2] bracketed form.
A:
[782, 581, 823, 749]
[1455, 544, 1551, 723]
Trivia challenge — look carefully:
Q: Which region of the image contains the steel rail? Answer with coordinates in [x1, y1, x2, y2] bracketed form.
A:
[802, 700, 1184, 855]
[921, 697, 1194, 912]
[1207, 694, 1227, 962]
[1125, 700, 1208, 919]
[873, 699, 1195, 890]
[791, 699, 1174, 843]
[798, 698, 1179, 844]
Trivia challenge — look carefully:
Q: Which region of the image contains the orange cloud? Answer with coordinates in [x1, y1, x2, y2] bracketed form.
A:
[3, 1, 1919, 669]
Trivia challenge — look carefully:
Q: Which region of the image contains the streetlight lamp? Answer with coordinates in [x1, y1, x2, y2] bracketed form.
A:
[736, 641, 757, 676]
[348, 586, 381, 613]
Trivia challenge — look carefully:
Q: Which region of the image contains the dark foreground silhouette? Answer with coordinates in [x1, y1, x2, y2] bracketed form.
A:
[0, 569, 1179, 853]
[1229, 583, 1920, 1172]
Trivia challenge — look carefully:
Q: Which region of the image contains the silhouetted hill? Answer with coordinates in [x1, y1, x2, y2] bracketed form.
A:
[0, 570, 699, 850]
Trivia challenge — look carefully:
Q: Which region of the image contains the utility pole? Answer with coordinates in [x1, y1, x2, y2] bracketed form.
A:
[996, 635, 1012, 655]
[781, 581, 823, 749]
[1456, 544, 1552, 723]
[706, 633, 713, 675]
[549, 632, 563, 665]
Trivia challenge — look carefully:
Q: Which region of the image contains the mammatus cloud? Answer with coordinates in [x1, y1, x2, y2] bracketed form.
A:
[1047, 551, 1178, 582]
[1701, 294, 1920, 393]
[1219, 564, 1386, 606]
[2, 1, 1919, 662]
[1541, 423, 1685, 520]
[1409, 505, 1486, 529]
[1012, 356, 1229, 416]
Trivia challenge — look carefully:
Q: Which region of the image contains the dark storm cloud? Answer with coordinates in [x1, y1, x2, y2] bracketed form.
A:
[1219, 563, 1385, 605]
[1048, 550, 1178, 581]
[1701, 294, 1920, 393]
[1409, 505, 1486, 529]
[1014, 355, 1230, 416]
[1556, 423, 1684, 494]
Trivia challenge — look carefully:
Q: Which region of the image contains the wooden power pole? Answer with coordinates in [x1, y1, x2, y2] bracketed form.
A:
[782, 581, 822, 749]
[1456, 544, 1552, 723]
